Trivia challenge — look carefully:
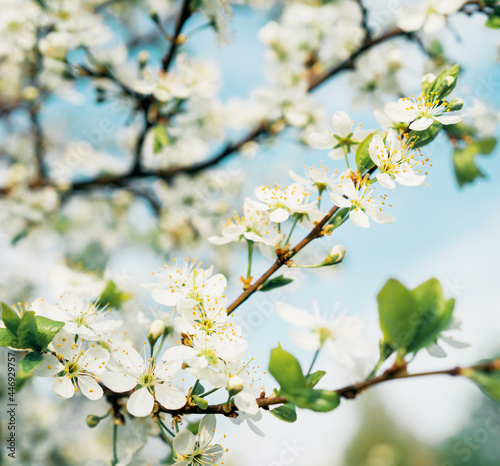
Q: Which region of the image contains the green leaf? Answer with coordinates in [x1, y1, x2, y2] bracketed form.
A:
[19, 352, 44, 372]
[270, 404, 297, 423]
[286, 388, 340, 413]
[34, 316, 64, 350]
[355, 132, 377, 174]
[153, 125, 170, 154]
[453, 137, 496, 187]
[98, 280, 132, 310]
[16, 311, 41, 351]
[377, 279, 416, 350]
[428, 64, 459, 99]
[192, 383, 205, 396]
[406, 278, 454, 353]
[268, 345, 306, 391]
[0, 327, 19, 348]
[486, 7, 500, 29]
[466, 369, 500, 402]
[305, 370, 326, 388]
[259, 276, 293, 292]
[191, 395, 208, 410]
[377, 278, 455, 354]
[1, 302, 21, 335]
[408, 121, 442, 149]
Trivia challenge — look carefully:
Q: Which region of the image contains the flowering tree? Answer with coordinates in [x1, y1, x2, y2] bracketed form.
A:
[1, 0, 500, 464]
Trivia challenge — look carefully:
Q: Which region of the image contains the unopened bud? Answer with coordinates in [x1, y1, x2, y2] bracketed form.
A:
[447, 97, 463, 111]
[21, 86, 39, 101]
[148, 319, 166, 346]
[421, 73, 436, 93]
[322, 245, 346, 266]
[149, 9, 160, 23]
[227, 375, 244, 396]
[138, 50, 150, 68]
[86, 414, 101, 428]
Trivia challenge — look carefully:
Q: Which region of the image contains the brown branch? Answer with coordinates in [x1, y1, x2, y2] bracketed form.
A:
[102, 359, 500, 419]
[227, 204, 340, 315]
[161, 0, 192, 71]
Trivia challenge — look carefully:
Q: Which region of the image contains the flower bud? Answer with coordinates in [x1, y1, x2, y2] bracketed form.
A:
[227, 375, 244, 396]
[147, 319, 166, 346]
[138, 50, 150, 68]
[21, 86, 39, 101]
[149, 9, 160, 23]
[421, 73, 436, 94]
[322, 245, 346, 266]
[446, 97, 463, 111]
[86, 414, 101, 428]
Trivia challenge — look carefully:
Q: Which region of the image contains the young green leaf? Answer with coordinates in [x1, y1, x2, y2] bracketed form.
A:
[270, 404, 297, 423]
[268, 345, 306, 391]
[286, 388, 340, 413]
[19, 352, 44, 372]
[1, 302, 22, 335]
[259, 276, 293, 292]
[355, 132, 377, 174]
[191, 395, 209, 410]
[305, 370, 326, 388]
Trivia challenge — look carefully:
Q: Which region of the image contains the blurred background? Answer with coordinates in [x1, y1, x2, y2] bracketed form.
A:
[1, 0, 500, 465]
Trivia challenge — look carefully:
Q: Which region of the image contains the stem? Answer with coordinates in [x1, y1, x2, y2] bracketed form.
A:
[246, 240, 254, 280]
[227, 204, 339, 315]
[365, 357, 385, 381]
[285, 216, 300, 245]
[158, 418, 176, 438]
[111, 422, 118, 466]
[200, 387, 220, 398]
[306, 348, 321, 376]
[343, 145, 350, 169]
[161, 0, 192, 71]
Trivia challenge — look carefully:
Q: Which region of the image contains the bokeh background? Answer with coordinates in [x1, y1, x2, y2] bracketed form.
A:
[1, 1, 500, 465]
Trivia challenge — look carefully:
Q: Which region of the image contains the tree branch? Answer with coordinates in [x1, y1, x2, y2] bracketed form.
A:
[161, 0, 192, 71]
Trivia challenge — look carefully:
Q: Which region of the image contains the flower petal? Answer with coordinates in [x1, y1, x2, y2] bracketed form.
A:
[78, 376, 103, 401]
[127, 386, 154, 417]
[52, 376, 75, 399]
[101, 371, 138, 392]
[155, 384, 186, 410]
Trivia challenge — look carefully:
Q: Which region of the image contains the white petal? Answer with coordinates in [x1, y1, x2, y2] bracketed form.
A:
[275, 302, 316, 328]
[332, 111, 352, 137]
[78, 376, 103, 401]
[127, 387, 154, 417]
[290, 329, 321, 351]
[79, 347, 110, 373]
[151, 288, 181, 306]
[409, 118, 433, 131]
[324, 341, 354, 368]
[349, 209, 370, 228]
[328, 147, 345, 160]
[199, 414, 216, 446]
[434, 114, 464, 125]
[234, 391, 259, 415]
[203, 273, 227, 297]
[173, 429, 195, 457]
[101, 371, 137, 392]
[33, 354, 62, 376]
[162, 345, 198, 362]
[424, 13, 446, 34]
[440, 335, 470, 349]
[330, 192, 351, 208]
[396, 8, 426, 32]
[269, 208, 290, 223]
[367, 208, 396, 224]
[376, 173, 396, 189]
[307, 131, 332, 149]
[426, 343, 447, 358]
[155, 384, 186, 410]
[52, 376, 75, 399]
[385, 101, 415, 122]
